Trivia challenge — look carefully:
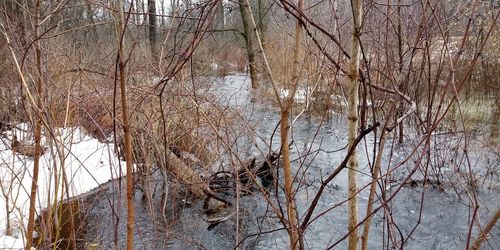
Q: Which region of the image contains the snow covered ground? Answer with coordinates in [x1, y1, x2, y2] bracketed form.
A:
[0, 126, 125, 249]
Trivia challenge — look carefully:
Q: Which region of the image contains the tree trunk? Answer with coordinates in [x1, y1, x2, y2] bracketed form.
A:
[280, 0, 304, 248]
[170, 0, 178, 18]
[133, 0, 139, 25]
[491, 96, 500, 138]
[347, 0, 362, 249]
[280, 110, 302, 249]
[25, 0, 43, 248]
[160, 0, 166, 28]
[85, 1, 97, 43]
[115, 1, 135, 249]
[239, 0, 258, 88]
[215, 0, 224, 39]
[361, 109, 392, 249]
[397, 0, 404, 144]
[256, 0, 269, 82]
[360, 83, 367, 131]
[141, 0, 147, 25]
[215, 0, 226, 73]
[257, 0, 268, 47]
[148, 0, 158, 62]
[4, 196, 12, 236]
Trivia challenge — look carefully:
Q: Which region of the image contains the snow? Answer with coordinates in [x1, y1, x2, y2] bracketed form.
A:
[0, 126, 125, 249]
[279, 88, 348, 107]
[279, 88, 308, 103]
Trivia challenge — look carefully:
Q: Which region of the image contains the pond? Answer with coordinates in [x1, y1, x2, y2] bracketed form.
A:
[81, 74, 499, 249]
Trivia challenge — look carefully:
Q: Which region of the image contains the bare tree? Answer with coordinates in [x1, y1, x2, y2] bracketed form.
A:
[282, 0, 304, 248]
[239, 0, 259, 88]
[24, 0, 44, 248]
[148, 0, 158, 62]
[257, 0, 268, 47]
[347, 0, 362, 249]
[114, 0, 135, 248]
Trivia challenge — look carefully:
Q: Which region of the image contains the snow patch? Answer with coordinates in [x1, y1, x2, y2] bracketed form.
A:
[0, 126, 125, 248]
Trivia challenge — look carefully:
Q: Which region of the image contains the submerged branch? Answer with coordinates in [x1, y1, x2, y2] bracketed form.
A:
[471, 208, 500, 250]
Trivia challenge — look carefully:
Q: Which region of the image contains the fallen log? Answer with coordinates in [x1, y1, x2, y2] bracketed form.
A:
[164, 150, 231, 211]
[238, 152, 280, 189]
[207, 152, 281, 197]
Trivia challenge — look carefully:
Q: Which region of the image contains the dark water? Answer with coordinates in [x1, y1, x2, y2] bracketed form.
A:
[82, 74, 499, 249]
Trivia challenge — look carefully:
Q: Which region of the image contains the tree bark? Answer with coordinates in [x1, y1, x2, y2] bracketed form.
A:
[215, 0, 225, 40]
[132, 0, 139, 25]
[347, 0, 362, 249]
[361, 109, 392, 249]
[115, 1, 135, 249]
[491, 96, 500, 138]
[256, 0, 269, 82]
[239, 0, 258, 88]
[141, 0, 147, 25]
[4, 196, 12, 236]
[280, 0, 304, 248]
[397, 0, 404, 144]
[148, 0, 158, 62]
[160, 0, 166, 28]
[25, 0, 43, 248]
[257, 0, 268, 47]
[280, 110, 302, 249]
